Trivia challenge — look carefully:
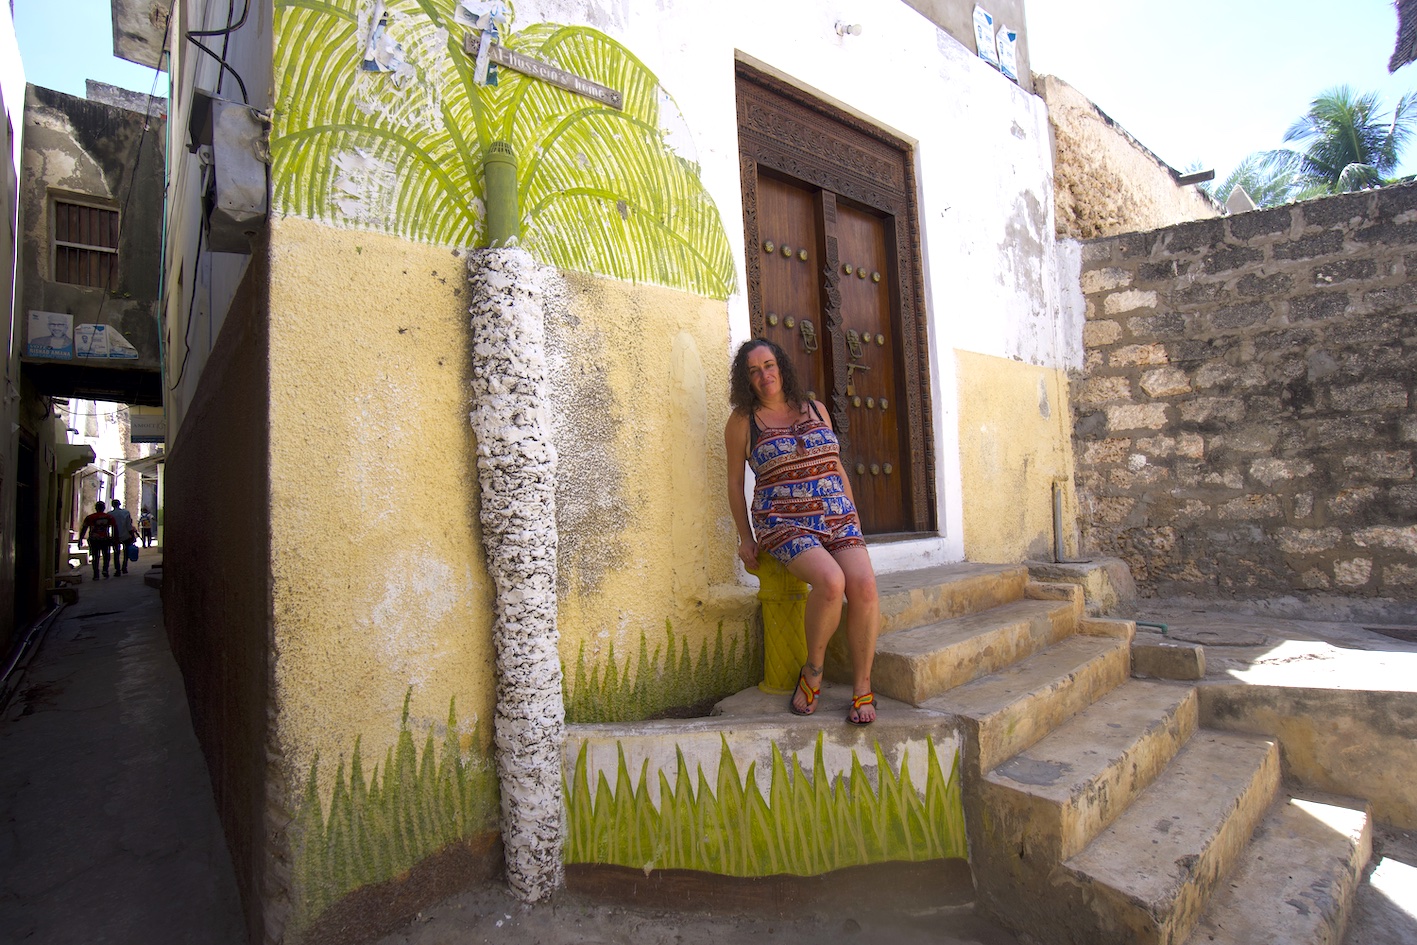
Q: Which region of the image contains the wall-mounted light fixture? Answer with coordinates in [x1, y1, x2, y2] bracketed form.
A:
[835, 21, 863, 36]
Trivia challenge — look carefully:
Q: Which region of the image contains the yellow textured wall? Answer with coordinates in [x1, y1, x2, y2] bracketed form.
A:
[264, 217, 754, 786]
[956, 350, 1078, 563]
[267, 217, 497, 789]
[545, 272, 753, 690]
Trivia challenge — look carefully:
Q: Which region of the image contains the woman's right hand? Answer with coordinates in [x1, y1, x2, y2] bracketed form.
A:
[738, 537, 760, 571]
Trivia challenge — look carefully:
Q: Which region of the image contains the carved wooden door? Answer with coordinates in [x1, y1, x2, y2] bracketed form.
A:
[757, 174, 828, 403]
[738, 64, 934, 536]
[754, 175, 909, 532]
[834, 200, 908, 532]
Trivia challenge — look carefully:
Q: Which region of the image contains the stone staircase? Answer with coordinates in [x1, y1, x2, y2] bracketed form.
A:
[825, 562, 1373, 945]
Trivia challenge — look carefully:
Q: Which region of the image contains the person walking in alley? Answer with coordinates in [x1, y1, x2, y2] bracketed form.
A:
[110, 499, 136, 575]
[138, 507, 154, 547]
[78, 501, 118, 579]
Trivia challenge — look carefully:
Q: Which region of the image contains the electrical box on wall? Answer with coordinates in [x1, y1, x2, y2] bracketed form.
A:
[187, 88, 270, 254]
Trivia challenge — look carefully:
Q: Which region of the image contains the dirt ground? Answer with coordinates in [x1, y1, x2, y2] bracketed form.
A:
[369, 836, 1417, 945]
[370, 884, 1021, 945]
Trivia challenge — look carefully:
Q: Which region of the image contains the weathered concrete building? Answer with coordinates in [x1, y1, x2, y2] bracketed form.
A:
[17, 84, 165, 405]
[3, 81, 165, 640]
[1039, 74, 1219, 241]
[0, 4, 27, 652]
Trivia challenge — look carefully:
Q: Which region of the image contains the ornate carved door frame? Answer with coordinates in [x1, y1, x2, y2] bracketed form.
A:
[735, 61, 936, 535]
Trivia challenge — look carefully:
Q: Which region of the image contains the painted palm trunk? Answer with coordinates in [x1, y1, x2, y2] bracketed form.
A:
[467, 247, 564, 900]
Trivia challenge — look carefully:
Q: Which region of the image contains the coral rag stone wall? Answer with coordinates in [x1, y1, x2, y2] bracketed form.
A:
[1039, 75, 1218, 241]
[1073, 184, 1417, 608]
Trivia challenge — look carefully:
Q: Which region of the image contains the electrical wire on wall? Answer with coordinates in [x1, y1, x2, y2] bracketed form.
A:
[186, 0, 251, 104]
[168, 218, 205, 391]
[168, 0, 255, 391]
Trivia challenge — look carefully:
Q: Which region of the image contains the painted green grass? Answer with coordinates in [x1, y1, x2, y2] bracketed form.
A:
[564, 733, 966, 876]
[291, 693, 499, 922]
[564, 619, 761, 723]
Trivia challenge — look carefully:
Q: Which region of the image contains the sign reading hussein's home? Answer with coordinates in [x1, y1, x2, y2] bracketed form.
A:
[461, 32, 623, 110]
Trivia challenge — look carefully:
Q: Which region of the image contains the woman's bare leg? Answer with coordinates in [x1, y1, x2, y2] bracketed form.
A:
[832, 546, 880, 722]
[784, 546, 845, 714]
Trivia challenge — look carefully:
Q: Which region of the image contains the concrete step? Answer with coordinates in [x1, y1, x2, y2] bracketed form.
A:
[866, 597, 1083, 707]
[923, 634, 1130, 772]
[871, 562, 1030, 636]
[1184, 793, 1371, 945]
[826, 563, 1045, 688]
[980, 679, 1199, 864]
[1060, 731, 1281, 945]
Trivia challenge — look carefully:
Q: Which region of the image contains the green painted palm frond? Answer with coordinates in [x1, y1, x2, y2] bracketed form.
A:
[506, 25, 732, 296]
[273, 0, 481, 243]
[498, 24, 664, 141]
[271, 0, 734, 298]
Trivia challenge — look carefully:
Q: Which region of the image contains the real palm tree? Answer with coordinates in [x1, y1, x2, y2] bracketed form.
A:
[1201, 153, 1297, 209]
[1269, 85, 1417, 198]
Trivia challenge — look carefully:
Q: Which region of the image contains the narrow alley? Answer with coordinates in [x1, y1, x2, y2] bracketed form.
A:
[0, 549, 246, 943]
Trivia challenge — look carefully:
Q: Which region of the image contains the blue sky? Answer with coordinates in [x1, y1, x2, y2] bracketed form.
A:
[13, 0, 1417, 181]
[13, 0, 164, 101]
[1027, 0, 1417, 180]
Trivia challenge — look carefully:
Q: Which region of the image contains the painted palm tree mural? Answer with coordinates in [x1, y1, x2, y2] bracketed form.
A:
[272, 0, 735, 299]
[275, 0, 741, 923]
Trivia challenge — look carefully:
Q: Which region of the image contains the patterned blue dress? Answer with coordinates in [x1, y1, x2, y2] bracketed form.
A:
[749, 404, 865, 564]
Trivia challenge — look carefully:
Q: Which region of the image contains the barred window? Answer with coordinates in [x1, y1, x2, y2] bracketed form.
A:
[53, 200, 119, 288]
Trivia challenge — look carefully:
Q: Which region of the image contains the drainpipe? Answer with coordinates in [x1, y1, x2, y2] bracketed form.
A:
[483, 141, 520, 248]
[1052, 480, 1066, 564]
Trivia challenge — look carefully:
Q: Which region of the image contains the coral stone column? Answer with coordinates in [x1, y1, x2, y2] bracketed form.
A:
[466, 247, 565, 901]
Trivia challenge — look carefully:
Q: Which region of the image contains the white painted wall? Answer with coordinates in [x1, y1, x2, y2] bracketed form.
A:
[164, 0, 274, 443]
[521, 0, 1063, 565]
[0, 6, 23, 176]
[166, 0, 1065, 569]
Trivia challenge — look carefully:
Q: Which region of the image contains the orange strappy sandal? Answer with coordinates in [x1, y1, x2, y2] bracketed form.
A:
[848, 691, 876, 725]
[789, 667, 820, 716]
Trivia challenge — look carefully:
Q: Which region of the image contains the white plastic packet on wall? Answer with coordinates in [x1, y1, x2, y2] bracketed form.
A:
[996, 25, 1020, 81]
[973, 5, 999, 68]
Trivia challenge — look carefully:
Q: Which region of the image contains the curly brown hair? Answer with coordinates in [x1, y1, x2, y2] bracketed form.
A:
[729, 337, 806, 413]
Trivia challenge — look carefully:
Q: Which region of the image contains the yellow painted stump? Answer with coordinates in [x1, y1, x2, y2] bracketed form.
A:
[749, 555, 809, 694]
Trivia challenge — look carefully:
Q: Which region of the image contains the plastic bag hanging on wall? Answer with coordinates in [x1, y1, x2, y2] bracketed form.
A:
[972, 6, 1000, 69]
[458, 0, 509, 86]
[996, 25, 1020, 82]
